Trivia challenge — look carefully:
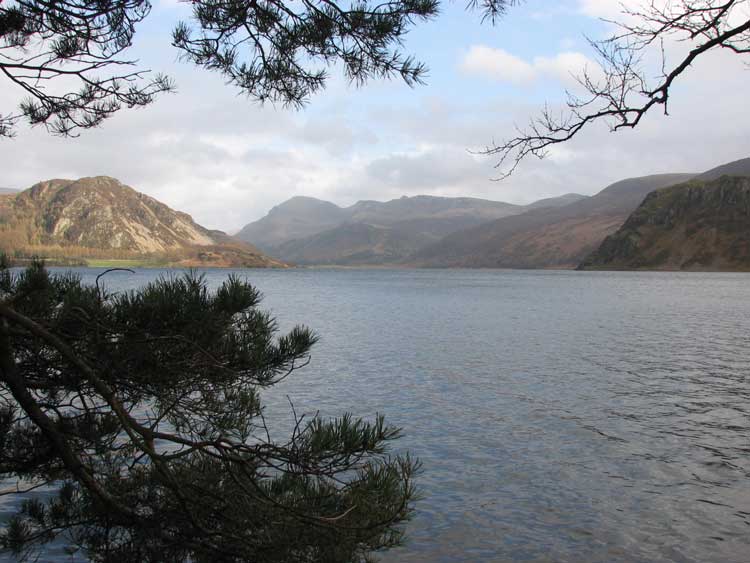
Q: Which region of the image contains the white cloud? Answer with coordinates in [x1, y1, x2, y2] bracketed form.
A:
[578, 0, 632, 19]
[461, 46, 596, 86]
[728, 2, 750, 27]
[460, 46, 536, 84]
[533, 51, 596, 84]
[1, 1, 748, 234]
[579, 0, 750, 32]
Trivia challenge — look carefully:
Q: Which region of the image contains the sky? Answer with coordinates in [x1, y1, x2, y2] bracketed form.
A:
[1, 0, 749, 231]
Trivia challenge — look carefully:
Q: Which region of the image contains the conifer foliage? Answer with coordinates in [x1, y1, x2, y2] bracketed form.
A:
[0, 258, 418, 562]
[0, 0, 521, 137]
[0, 0, 443, 136]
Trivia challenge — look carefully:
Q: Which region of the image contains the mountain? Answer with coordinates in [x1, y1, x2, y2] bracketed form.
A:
[580, 175, 750, 271]
[346, 195, 522, 225]
[274, 223, 432, 265]
[524, 193, 588, 210]
[0, 177, 284, 268]
[410, 173, 694, 268]
[695, 157, 750, 181]
[237, 192, 587, 265]
[237, 195, 525, 251]
[0, 187, 18, 195]
[236, 196, 348, 251]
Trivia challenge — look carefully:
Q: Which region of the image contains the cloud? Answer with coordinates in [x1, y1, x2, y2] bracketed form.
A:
[580, 0, 750, 29]
[578, 0, 633, 19]
[728, 2, 750, 27]
[533, 52, 596, 84]
[1, 2, 748, 235]
[461, 46, 596, 86]
[5, 39, 748, 230]
[460, 46, 536, 84]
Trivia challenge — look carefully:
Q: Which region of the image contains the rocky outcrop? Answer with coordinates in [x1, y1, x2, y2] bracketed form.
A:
[9, 177, 218, 252]
[0, 177, 284, 268]
[579, 175, 750, 271]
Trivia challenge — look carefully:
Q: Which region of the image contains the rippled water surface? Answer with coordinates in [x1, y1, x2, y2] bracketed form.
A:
[8, 268, 750, 562]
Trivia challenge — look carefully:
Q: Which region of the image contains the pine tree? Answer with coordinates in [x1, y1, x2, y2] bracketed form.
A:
[0, 258, 418, 562]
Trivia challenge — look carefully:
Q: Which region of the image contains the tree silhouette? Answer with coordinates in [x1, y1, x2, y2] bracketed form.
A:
[0, 260, 418, 562]
[0, 0, 518, 137]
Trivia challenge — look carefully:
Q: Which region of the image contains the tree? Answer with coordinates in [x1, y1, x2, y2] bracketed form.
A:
[484, 0, 750, 176]
[3, 0, 746, 158]
[0, 259, 418, 562]
[0, 2, 523, 560]
[0, 0, 515, 138]
[0, 0, 173, 137]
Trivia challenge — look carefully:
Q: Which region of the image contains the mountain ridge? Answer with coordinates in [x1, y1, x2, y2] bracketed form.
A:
[238, 192, 588, 265]
[408, 173, 696, 268]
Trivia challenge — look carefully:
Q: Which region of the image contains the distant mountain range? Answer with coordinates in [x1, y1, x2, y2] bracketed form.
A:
[236, 157, 750, 270]
[0, 187, 19, 195]
[4, 157, 749, 271]
[237, 193, 588, 265]
[410, 173, 695, 268]
[0, 177, 284, 268]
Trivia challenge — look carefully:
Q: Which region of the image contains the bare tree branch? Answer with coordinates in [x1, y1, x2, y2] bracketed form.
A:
[482, 0, 750, 177]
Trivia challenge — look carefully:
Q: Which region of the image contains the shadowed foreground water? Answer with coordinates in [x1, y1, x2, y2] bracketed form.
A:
[4, 268, 750, 562]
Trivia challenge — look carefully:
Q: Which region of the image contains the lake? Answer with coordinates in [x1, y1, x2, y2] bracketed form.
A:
[6, 268, 750, 562]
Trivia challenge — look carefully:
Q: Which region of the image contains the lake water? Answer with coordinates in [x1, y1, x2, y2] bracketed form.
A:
[6, 268, 750, 562]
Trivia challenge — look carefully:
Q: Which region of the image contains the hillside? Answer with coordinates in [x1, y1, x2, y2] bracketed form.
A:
[236, 196, 348, 251]
[695, 157, 750, 180]
[579, 175, 750, 271]
[238, 192, 587, 265]
[346, 195, 522, 225]
[237, 195, 526, 251]
[410, 173, 695, 268]
[524, 193, 588, 210]
[275, 223, 432, 265]
[0, 177, 284, 268]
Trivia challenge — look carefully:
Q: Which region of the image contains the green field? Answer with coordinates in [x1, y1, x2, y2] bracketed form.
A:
[84, 258, 161, 268]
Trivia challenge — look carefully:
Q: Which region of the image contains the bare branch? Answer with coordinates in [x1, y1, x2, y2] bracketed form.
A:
[482, 0, 750, 176]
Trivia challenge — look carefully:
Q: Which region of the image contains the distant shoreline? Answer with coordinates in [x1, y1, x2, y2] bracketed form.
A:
[25, 260, 750, 273]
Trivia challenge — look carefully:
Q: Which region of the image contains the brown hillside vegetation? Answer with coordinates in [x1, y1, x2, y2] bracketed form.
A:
[579, 176, 750, 271]
[0, 177, 285, 268]
[409, 174, 694, 268]
[274, 222, 433, 265]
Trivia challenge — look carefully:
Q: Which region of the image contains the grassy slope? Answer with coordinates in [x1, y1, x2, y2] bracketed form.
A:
[579, 176, 750, 271]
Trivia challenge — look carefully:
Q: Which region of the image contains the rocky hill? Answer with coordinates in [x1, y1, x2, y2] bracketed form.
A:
[0, 177, 284, 268]
[409, 173, 695, 268]
[238, 193, 587, 265]
[579, 175, 750, 271]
